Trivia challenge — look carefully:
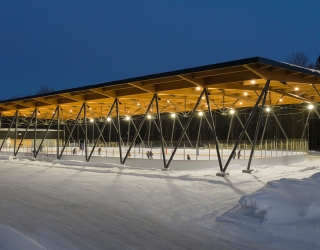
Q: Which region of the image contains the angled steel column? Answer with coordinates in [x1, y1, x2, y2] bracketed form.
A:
[226, 114, 234, 145]
[170, 115, 175, 147]
[312, 84, 320, 96]
[196, 116, 203, 149]
[58, 103, 85, 159]
[223, 80, 270, 172]
[301, 110, 311, 140]
[166, 89, 205, 168]
[84, 103, 88, 161]
[15, 110, 36, 156]
[155, 95, 167, 169]
[235, 112, 253, 144]
[127, 118, 131, 146]
[314, 108, 320, 119]
[0, 111, 18, 151]
[130, 119, 145, 145]
[34, 108, 37, 158]
[147, 119, 151, 147]
[64, 124, 76, 143]
[14, 111, 18, 155]
[122, 95, 156, 164]
[176, 116, 193, 148]
[116, 98, 123, 163]
[260, 111, 270, 143]
[205, 88, 223, 172]
[111, 120, 125, 145]
[57, 106, 60, 158]
[151, 120, 168, 147]
[87, 99, 116, 162]
[247, 83, 269, 171]
[35, 106, 59, 158]
[93, 122, 107, 145]
[108, 121, 111, 147]
[272, 111, 289, 141]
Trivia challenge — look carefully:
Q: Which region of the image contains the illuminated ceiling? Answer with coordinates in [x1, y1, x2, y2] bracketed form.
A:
[1, 57, 320, 121]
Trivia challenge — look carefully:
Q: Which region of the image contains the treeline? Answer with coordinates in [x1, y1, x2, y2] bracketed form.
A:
[287, 51, 320, 70]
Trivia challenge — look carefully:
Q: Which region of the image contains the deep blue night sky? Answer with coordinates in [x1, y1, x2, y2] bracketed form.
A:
[1, 1, 319, 99]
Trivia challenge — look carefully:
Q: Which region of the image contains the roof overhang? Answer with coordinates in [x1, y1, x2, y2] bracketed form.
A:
[1, 57, 320, 119]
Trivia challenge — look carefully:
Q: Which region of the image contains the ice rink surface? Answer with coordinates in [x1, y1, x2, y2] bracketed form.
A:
[0, 154, 319, 249]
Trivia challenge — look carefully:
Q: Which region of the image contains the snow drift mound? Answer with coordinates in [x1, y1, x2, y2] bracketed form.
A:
[217, 171, 320, 247]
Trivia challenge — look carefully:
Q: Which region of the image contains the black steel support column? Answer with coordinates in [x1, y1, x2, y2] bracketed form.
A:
[314, 108, 320, 120]
[14, 111, 18, 155]
[260, 111, 270, 143]
[147, 119, 151, 147]
[127, 119, 131, 146]
[111, 120, 125, 145]
[176, 116, 193, 148]
[130, 120, 145, 146]
[34, 108, 37, 158]
[226, 114, 234, 145]
[15, 110, 36, 156]
[87, 99, 116, 162]
[205, 88, 223, 172]
[57, 106, 60, 158]
[165, 89, 205, 168]
[155, 95, 167, 169]
[122, 95, 156, 164]
[116, 98, 123, 163]
[94, 121, 107, 145]
[170, 115, 175, 147]
[84, 103, 88, 161]
[301, 110, 311, 140]
[223, 80, 270, 173]
[196, 116, 203, 150]
[151, 120, 168, 147]
[272, 111, 289, 141]
[58, 103, 85, 159]
[35, 106, 59, 158]
[246, 83, 269, 171]
[0, 111, 18, 151]
[235, 112, 253, 144]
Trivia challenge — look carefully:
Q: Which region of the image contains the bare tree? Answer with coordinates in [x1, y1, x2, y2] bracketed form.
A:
[286, 51, 309, 67]
[37, 84, 55, 94]
[316, 56, 320, 70]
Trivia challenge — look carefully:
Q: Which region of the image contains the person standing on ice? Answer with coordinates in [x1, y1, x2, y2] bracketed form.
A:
[149, 151, 153, 159]
[98, 147, 101, 155]
[146, 151, 150, 159]
[187, 154, 191, 160]
[232, 151, 236, 159]
[237, 150, 242, 159]
[7, 137, 11, 148]
[73, 148, 77, 155]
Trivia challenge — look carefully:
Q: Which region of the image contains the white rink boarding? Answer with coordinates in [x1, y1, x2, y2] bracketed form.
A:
[0, 147, 308, 171]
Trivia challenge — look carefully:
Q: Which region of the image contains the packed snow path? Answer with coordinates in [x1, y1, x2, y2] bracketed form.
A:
[0, 155, 319, 249]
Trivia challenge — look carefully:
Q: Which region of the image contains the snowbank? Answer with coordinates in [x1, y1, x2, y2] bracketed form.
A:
[52, 159, 125, 169]
[0, 225, 45, 250]
[217, 171, 320, 247]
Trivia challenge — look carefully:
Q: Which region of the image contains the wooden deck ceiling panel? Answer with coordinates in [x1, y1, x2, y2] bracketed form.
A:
[1, 57, 320, 119]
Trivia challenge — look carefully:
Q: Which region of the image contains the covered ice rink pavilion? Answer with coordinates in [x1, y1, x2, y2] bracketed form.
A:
[1, 57, 320, 175]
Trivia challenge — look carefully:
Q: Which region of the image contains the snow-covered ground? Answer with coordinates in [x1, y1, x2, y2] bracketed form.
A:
[0, 153, 319, 249]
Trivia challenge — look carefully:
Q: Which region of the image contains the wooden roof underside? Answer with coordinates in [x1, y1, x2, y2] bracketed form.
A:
[1, 57, 320, 120]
